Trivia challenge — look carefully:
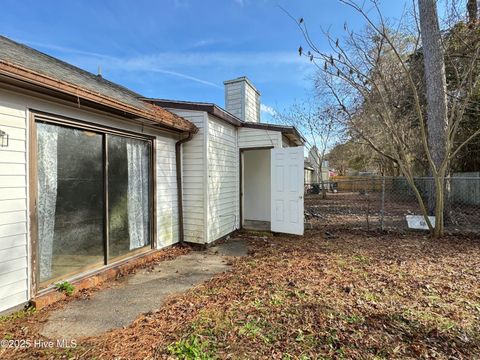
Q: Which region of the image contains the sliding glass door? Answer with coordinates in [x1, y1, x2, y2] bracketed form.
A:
[37, 123, 104, 283]
[36, 118, 152, 287]
[107, 135, 151, 259]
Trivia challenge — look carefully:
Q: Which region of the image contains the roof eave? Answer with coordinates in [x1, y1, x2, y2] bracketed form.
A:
[141, 99, 306, 144]
[142, 98, 243, 127]
[0, 60, 197, 134]
[210, 105, 243, 126]
[241, 122, 305, 146]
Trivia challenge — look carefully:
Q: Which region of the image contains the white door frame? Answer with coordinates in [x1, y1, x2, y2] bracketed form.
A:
[239, 146, 273, 228]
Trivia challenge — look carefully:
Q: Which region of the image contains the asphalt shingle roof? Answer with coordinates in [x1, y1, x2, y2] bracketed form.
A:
[0, 36, 196, 132]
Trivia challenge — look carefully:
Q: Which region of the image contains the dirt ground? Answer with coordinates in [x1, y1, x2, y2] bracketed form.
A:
[305, 193, 378, 231]
[0, 226, 479, 359]
[305, 192, 480, 234]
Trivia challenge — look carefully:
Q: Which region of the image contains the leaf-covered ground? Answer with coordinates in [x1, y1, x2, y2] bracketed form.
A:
[1, 230, 480, 359]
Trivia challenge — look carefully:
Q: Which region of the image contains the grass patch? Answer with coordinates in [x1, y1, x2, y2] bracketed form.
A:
[353, 254, 371, 264]
[0, 306, 36, 324]
[167, 335, 215, 360]
[55, 281, 75, 296]
[342, 314, 364, 324]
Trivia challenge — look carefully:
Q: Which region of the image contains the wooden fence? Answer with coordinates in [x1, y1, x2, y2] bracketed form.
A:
[329, 175, 480, 205]
[330, 176, 384, 192]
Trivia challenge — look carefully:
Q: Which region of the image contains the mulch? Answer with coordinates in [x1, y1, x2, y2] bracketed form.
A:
[0, 230, 479, 359]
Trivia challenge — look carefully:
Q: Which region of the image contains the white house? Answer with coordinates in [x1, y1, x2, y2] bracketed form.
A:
[308, 146, 330, 183]
[147, 76, 305, 243]
[0, 36, 305, 314]
[304, 159, 315, 186]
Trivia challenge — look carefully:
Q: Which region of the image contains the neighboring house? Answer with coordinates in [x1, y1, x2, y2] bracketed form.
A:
[0, 37, 305, 314]
[304, 159, 315, 185]
[307, 146, 330, 183]
[146, 76, 305, 240]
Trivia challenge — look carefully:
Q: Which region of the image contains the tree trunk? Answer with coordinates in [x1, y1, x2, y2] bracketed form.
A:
[434, 177, 445, 237]
[467, 0, 478, 23]
[319, 157, 327, 199]
[418, 0, 449, 237]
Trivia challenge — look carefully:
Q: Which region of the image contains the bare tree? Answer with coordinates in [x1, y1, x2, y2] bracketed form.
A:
[288, 0, 480, 237]
[275, 97, 343, 198]
[327, 139, 397, 175]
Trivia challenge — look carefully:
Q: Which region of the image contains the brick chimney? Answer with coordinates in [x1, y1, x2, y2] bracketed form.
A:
[224, 76, 261, 123]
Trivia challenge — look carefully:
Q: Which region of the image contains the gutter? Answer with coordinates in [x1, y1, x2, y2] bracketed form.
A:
[175, 131, 195, 245]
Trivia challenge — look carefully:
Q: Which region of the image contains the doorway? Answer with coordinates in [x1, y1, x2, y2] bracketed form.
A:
[240, 146, 305, 235]
[241, 148, 271, 231]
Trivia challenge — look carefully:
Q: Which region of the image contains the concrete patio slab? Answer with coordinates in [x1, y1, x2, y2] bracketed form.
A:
[40, 238, 247, 339]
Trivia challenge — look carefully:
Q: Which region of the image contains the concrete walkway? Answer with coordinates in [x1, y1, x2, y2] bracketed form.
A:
[40, 239, 247, 339]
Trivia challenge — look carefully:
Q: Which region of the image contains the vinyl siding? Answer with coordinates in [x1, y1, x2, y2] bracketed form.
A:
[238, 127, 282, 149]
[167, 109, 207, 244]
[225, 79, 260, 123]
[0, 98, 28, 312]
[244, 83, 260, 123]
[207, 115, 239, 243]
[0, 87, 181, 313]
[224, 81, 244, 121]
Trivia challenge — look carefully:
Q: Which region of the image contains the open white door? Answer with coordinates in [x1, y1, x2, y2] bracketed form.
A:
[270, 146, 304, 235]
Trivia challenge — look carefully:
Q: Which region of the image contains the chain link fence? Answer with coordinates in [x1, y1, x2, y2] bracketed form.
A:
[304, 175, 480, 234]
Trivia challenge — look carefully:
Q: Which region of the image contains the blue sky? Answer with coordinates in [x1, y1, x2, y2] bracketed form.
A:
[0, 0, 409, 121]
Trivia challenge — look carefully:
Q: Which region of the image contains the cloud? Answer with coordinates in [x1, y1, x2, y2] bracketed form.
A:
[122, 51, 304, 68]
[22, 37, 305, 68]
[189, 38, 233, 49]
[21, 40, 222, 88]
[19, 38, 309, 90]
[260, 104, 277, 116]
[20, 39, 107, 59]
[172, 0, 189, 8]
[191, 39, 218, 48]
[146, 68, 222, 88]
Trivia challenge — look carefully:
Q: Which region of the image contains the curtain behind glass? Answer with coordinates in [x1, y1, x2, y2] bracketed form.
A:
[37, 123, 104, 285]
[37, 123, 58, 280]
[126, 139, 150, 250]
[36, 124, 150, 284]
